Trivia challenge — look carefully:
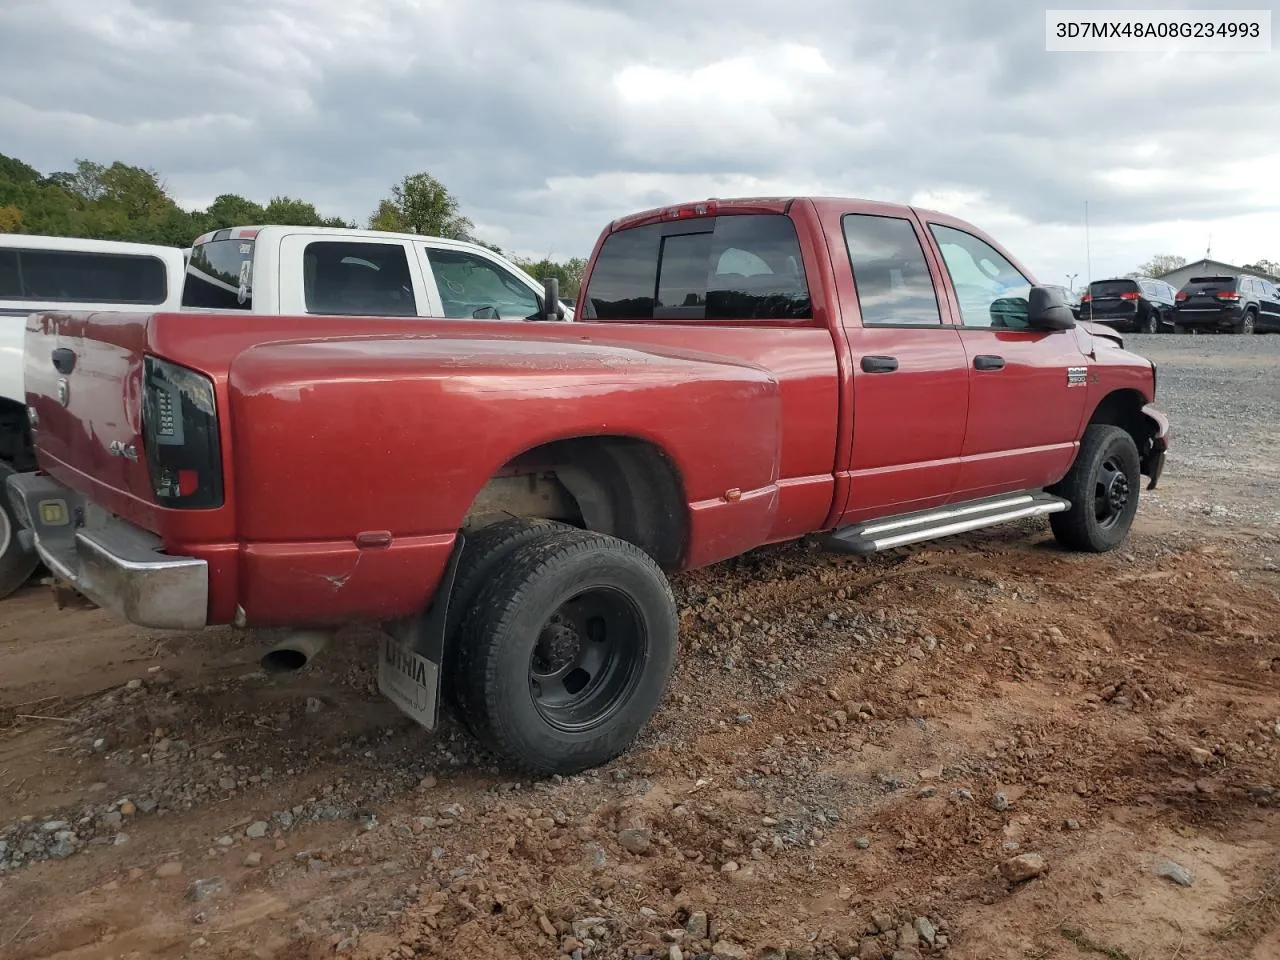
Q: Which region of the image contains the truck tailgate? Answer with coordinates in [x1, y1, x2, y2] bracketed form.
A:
[24, 311, 159, 521]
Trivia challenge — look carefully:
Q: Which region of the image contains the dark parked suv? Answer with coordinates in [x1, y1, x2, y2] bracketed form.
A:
[1173, 274, 1280, 334]
[1081, 276, 1175, 333]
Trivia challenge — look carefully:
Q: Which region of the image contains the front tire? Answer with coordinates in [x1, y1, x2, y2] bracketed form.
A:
[0, 462, 41, 599]
[1141, 311, 1158, 335]
[1048, 424, 1141, 553]
[455, 528, 678, 776]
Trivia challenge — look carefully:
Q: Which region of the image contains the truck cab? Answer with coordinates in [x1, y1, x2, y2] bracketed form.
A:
[182, 225, 573, 321]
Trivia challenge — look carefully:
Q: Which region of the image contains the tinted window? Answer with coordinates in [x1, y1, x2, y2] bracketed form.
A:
[1186, 276, 1236, 291]
[183, 238, 254, 310]
[0, 250, 17, 298]
[841, 214, 941, 326]
[0, 248, 167, 304]
[1088, 279, 1139, 298]
[929, 224, 1032, 329]
[582, 213, 811, 321]
[303, 241, 416, 317]
[427, 248, 539, 319]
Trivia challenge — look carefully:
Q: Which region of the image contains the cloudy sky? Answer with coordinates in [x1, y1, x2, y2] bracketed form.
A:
[1, 0, 1276, 286]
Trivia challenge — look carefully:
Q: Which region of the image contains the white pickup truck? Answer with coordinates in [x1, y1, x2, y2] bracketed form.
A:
[182, 225, 574, 321]
[1, 227, 573, 597]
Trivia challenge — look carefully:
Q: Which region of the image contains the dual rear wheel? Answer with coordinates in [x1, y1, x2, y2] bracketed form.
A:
[444, 519, 678, 776]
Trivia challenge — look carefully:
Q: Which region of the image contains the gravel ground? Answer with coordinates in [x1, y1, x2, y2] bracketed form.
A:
[1120, 332, 1280, 530]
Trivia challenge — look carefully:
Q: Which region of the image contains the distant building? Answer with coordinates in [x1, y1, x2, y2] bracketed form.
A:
[1158, 258, 1280, 289]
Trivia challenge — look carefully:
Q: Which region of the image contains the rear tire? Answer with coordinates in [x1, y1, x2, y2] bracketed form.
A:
[0, 462, 40, 600]
[1241, 310, 1256, 335]
[441, 517, 576, 710]
[455, 528, 678, 776]
[1048, 424, 1141, 553]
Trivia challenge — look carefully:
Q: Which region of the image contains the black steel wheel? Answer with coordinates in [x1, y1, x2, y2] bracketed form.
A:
[455, 528, 677, 775]
[1048, 424, 1142, 552]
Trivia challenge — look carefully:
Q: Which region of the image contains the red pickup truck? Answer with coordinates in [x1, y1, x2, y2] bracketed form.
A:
[7, 197, 1168, 776]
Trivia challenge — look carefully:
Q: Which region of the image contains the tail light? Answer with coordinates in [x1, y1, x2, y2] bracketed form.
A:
[141, 356, 224, 508]
[1215, 290, 1240, 300]
[1080, 294, 1092, 303]
[1120, 291, 1140, 301]
[1175, 291, 1188, 301]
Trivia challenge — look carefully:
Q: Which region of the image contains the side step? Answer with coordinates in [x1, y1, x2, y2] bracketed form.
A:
[823, 492, 1071, 556]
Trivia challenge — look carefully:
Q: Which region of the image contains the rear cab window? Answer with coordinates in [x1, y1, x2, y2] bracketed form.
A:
[581, 213, 812, 321]
[182, 236, 255, 310]
[0, 247, 167, 304]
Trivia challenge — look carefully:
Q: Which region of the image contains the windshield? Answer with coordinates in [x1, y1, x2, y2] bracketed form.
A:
[182, 238, 254, 310]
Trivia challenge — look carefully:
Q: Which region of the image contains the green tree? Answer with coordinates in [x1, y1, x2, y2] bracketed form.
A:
[367, 198, 406, 232]
[48, 159, 108, 203]
[0, 154, 42, 186]
[513, 255, 587, 298]
[1242, 259, 1279, 278]
[202, 193, 267, 230]
[1131, 254, 1186, 279]
[263, 195, 353, 227]
[0, 205, 22, 232]
[369, 172, 473, 239]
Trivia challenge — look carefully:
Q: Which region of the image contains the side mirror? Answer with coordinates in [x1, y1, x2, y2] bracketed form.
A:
[1027, 285, 1077, 331]
[542, 277, 565, 321]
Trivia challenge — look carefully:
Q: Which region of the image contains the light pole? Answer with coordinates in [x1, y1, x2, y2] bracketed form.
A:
[1066, 273, 1078, 294]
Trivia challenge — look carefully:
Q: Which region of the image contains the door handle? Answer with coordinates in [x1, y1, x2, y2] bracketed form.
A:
[974, 355, 1005, 371]
[51, 347, 77, 375]
[860, 355, 898, 373]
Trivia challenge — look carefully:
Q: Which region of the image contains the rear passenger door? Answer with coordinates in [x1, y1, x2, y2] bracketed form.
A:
[835, 210, 970, 523]
[925, 222, 1088, 498]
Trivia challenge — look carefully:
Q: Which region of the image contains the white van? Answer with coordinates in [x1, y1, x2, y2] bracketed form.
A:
[0, 234, 187, 596]
[182, 225, 574, 321]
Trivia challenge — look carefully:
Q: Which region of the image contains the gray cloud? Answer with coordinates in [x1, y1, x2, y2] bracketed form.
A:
[0, 0, 1276, 281]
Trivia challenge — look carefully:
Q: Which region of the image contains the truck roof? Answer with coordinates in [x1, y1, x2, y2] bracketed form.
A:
[0, 233, 187, 259]
[606, 196, 956, 232]
[190, 224, 511, 253]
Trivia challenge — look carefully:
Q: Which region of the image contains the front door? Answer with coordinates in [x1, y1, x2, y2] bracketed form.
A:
[925, 222, 1089, 498]
[832, 209, 970, 524]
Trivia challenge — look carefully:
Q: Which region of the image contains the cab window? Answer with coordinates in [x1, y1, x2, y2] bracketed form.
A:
[426, 248, 539, 320]
[929, 224, 1033, 329]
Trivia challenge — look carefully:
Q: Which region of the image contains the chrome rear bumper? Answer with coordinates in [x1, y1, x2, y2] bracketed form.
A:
[5, 472, 208, 630]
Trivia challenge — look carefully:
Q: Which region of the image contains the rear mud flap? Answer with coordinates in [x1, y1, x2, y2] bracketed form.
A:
[376, 532, 466, 731]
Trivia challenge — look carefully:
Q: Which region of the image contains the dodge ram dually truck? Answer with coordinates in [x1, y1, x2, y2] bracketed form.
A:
[7, 196, 1168, 776]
